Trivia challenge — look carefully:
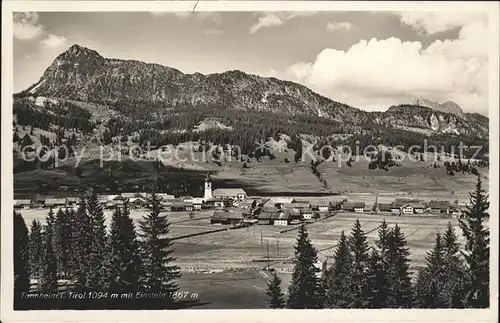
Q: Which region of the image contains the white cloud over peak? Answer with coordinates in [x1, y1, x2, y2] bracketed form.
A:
[326, 21, 354, 32]
[397, 11, 486, 34]
[285, 19, 488, 114]
[13, 12, 43, 40]
[40, 34, 68, 48]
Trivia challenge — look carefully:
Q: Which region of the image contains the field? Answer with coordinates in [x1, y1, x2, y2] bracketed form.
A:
[18, 207, 489, 308]
[14, 141, 490, 197]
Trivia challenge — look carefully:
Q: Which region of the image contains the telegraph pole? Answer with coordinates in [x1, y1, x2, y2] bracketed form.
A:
[276, 238, 279, 255]
[260, 229, 263, 244]
[267, 240, 270, 269]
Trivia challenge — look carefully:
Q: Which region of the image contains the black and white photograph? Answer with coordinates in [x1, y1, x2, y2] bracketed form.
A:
[1, 1, 498, 322]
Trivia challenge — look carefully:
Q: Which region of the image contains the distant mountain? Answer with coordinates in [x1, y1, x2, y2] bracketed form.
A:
[18, 44, 488, 138]
[411, 96, 464, 117]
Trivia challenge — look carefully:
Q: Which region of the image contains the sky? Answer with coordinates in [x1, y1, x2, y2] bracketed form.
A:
[13, 10, 489, 115]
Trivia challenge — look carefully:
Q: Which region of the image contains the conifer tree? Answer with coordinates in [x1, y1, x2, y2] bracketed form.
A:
[69, 197, 93, 291]
[324, 230, 352, 308]
[40, 226, 58, 293]
[266, 272, 285, 309]
[28, 219, 44, 279]
[14, 212, 31, 300]
[459, 176, 489, 308]
[286, 224, 323, 309]
[106, 203, 142, 293]
[86, 188, 108, 290]
[414, 232, 446, 308]
[138, 186, 180, 307]
[347, 219, 370, 308]
[442, 222, 466, 308]
[365, 249, 388, 308]
[386, 224, 413, 308]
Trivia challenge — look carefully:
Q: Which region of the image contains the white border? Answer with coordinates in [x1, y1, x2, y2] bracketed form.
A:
[1, 2, 499, 323]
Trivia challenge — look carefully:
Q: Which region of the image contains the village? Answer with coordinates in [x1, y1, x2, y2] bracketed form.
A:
[15, 172, 466, 227]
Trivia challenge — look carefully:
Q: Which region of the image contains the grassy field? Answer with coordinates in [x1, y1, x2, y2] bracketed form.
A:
[14, 142, 489, 196]
[19, 208, 489, 307]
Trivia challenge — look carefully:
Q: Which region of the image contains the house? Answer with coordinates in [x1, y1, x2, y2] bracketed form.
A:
[185, 197, 204, 210]
[239, 199, 256, 209]
[343, 202, 365, 213]
[14, 199, 32, 209]
[302, 208, 313, 220]
[159, 193, 176, 202]
[312, 201, 330, 212]
[120, 192, 136, 199]
[33, 195, 51, 207]
[65, 197, 79, 207]
[211, 198, 226, 208]
[378, 203, 393, 213]
[184, 202, 194, 212]
[210, 211, 243, 225]
[264, 197, 296, 209]
[429, 200, 450, 214]
[212, 188, 247, 201]
[258, 212, 274, 225]
[274, 212, 291, 226]
[45, 198, 67, 208]
[129, 197, 147, 209]
[171, 201, 187, 211]
[401, 204, 414, 214]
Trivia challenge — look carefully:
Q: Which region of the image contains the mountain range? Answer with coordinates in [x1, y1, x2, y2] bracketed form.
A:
[18, 44, 488, 139]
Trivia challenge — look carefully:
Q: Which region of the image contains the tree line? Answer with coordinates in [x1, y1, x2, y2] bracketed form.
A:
[266, 176, 489, 309]
[13, 186, 185, 310]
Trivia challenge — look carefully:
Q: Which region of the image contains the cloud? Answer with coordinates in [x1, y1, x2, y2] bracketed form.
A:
[249, 12, 317, 34]
[150, 11, 221, 22]
[326, 21, 354, 32]
[397, 11, 486, 34]
[284, 20, 488, 114]
[40, 34, 68, 48]
[13, 12, 43, 40]
[204, 28, 224, 36]
[250, 14, 284, 34]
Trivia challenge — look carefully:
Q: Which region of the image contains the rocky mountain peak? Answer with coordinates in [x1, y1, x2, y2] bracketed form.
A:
[411, 96, 464, 117]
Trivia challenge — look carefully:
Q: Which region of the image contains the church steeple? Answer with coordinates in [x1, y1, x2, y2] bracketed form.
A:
[204, 171, 213, 200]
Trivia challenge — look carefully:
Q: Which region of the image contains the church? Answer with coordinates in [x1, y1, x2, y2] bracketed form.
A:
[203, 172, 247, 202]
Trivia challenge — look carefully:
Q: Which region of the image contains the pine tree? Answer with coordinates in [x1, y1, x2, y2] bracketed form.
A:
[14, 212, 31, 301]
[414, 232, 446, 308]
[69, 196, 93, 291]
[86, 188, 108, 290]
[286, 224, 323, 309]
[138, 186, 180, 307]
[364, 249, 389, 308]
[266, 272, 285, 309]
[347, 219, 370, 308]
[106, 203, 142, 294]
[40, 226, 58, 293]
[386, 224, 413, 308]
[324, 230, 352, 308]
[28, 219, 44, 279]
[442, 222, 467, 308]
[459, 176, 489, 308]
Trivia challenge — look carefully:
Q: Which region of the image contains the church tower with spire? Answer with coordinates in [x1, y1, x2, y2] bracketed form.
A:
[204, 172, 213, 200]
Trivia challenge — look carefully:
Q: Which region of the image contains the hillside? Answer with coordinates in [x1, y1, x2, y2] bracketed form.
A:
[12, 44, 490, 196]
[18, 44, 488, 138]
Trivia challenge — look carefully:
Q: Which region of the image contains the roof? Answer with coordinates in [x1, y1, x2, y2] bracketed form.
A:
[121, 192, 136, 198]
[301, 208, 313, 214]
[66, 197, 78, 203]
[15, 199, 31, 205]
[212, 211, 243, 221]
[391, 199, 424, 207]
[268, 197, 296, 204]
[45, 198, 66, 205]
[312, 201, 331, 207]
[378, 203, 393, 210]
[171, 201, 187, 208]
[401, 203, 425, 209]
[343, 202, 366, 209]
[293, 200, 311, 204]
[258, 212, 273, 220]
[282, 203, 310, 209]
[213, 188, 247, 196]
[35, 195, 53, 202]
[429, 200, 451, 209]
